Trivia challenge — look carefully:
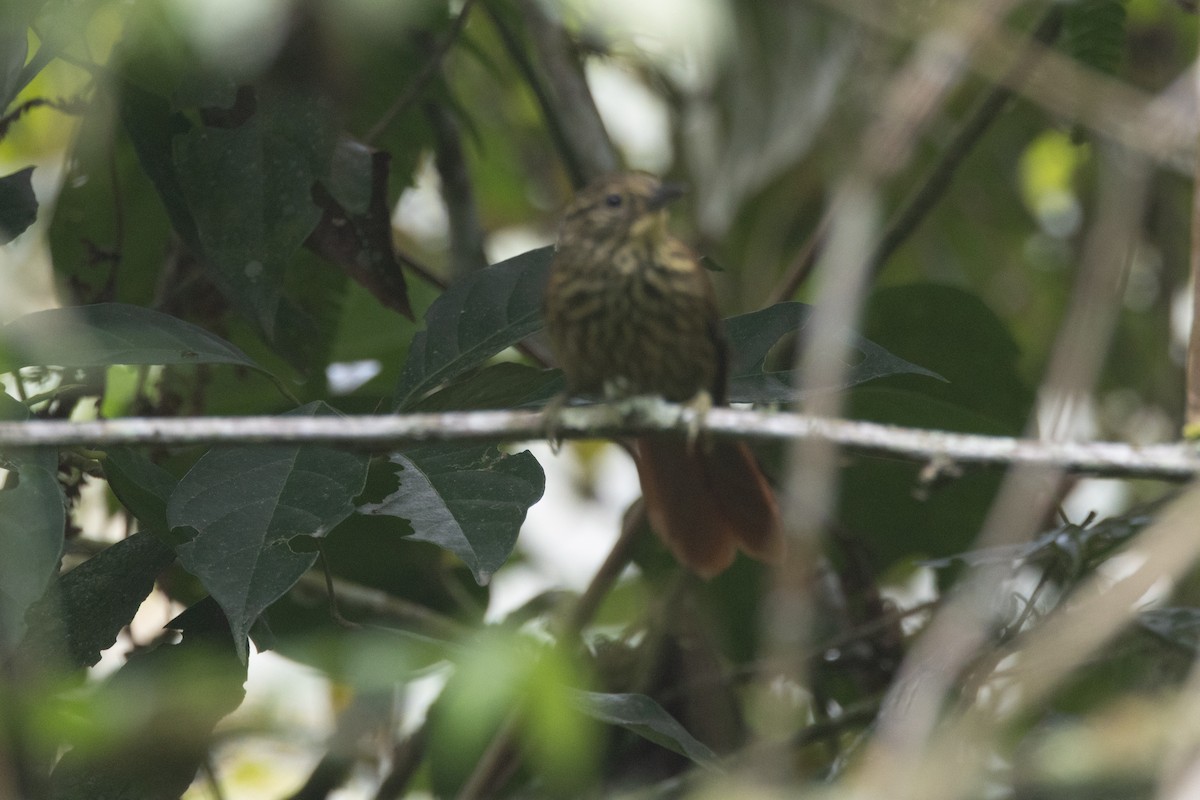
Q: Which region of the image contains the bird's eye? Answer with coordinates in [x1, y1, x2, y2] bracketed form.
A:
[605, 193, 623, 208]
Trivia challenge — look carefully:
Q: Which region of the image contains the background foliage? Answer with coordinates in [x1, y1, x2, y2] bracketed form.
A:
[1, 0, 1198, 797]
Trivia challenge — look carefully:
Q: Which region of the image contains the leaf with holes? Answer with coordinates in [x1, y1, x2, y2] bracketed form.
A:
[360, 444, 545, 585]
[20, 532, 176, 668]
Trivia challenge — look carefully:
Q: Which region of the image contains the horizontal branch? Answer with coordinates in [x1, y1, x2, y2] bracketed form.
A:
[1, 402, 1197, 480]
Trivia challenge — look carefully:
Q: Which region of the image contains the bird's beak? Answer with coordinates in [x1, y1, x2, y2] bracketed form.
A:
[646, 182, 686, 211]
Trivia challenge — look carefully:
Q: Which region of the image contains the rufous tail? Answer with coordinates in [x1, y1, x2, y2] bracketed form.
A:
[634, 436, 784, 578]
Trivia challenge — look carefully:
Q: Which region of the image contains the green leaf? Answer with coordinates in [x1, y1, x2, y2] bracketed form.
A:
[0, 31, 29, 110]
[412, 362, 562, 411]
[48, 86, 174, 307]
[20, 532, 176, 669]
[103, 447, 179, 535]
[1065, 0, 1126, 76]
[570, 690, 720, 769]
[118, 78, 202, 253]
[860, 284, 1032, 432]
[172, 86, 335, 353]
[48, 597, 247, 800]
[0, 166, 36, 243]
[0, 389, 27, 420]
[0, 461, 64, 649]
[0, 303, 271, 375]
[360, 444, 545, 585]
[838, 284, 1037, 572]
[167, 403, 370, 660]
[394, 245, 554, 409]
[393, 247, 932, 410]
[725, 301, 943, 403]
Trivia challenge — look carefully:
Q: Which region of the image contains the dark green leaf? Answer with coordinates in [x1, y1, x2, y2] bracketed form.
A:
[0, 389, 27, 420]
[860, 284, 1032, 432]
[838, 284, 1036, 572]
[104, 447, 179, 535]
[0, 31, 28, 109]
[393, 248, 932, 411]
[172, 86, 335, 352]
[0, 303, 270, 374]
[0, 166, 36, 243]
[570, 690, 720, 769]
[49, 101, 173, 307]
[20, 532, 176, 668]
[118, 79, 202, 252]
[394, 245, 554, 409]
[360, 444, 545, 585]
[725, 301, 943, 403]
[167, 403, 370, 659]
[840, 389, 1007, 569]
[412, 362, 562, 411]
[1065, 0, 1126, 76]
[0, 461, 64, 649]
[48, 597, 247, 800]
[315, 486, 490, 627]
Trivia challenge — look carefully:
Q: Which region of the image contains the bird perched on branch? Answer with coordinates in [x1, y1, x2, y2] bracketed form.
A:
[544, 171, 784, 577]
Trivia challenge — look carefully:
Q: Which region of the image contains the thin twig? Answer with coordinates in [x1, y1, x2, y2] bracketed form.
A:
[816, 0, 1195, 174]
[766, 5, 1061, 304]
[485, 0, 617, 187]
[0, 405, 1197, 479]
[364, 0, 479, 144]
[0, 95, 89, 142]
[454, 500, 648, 797]
[393, 247, 448, 291]
[560, 500, 646, 639]
[373, 727, 429, 800]
[867, 5, 1064, 276]
[455, 713, 520, 800]
[1187, 73, 1200, 432]
[483, 3, 586, 188]
[291, 570, 466, 641]
[426, 101, 490, 280]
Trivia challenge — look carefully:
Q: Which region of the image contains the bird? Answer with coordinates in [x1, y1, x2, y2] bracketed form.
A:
[543, 171, 784, 577]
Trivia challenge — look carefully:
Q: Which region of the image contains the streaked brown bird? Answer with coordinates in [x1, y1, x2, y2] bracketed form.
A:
[544, 171, 784, 577]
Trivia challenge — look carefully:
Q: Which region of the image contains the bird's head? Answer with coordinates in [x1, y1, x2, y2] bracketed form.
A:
[557, 171, 685, 250]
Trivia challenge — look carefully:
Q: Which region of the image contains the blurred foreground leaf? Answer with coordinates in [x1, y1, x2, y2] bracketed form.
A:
[48, 599, 246, 800]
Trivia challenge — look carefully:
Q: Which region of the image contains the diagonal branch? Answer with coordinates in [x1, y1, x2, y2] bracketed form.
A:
[364, 0, 480, 144]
